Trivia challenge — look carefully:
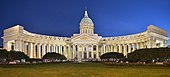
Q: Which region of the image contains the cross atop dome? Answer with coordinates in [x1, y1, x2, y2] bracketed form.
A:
[84, 6, 88, 18]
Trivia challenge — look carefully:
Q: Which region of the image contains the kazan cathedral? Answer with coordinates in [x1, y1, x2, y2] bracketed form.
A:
[2, 9, 169, 62]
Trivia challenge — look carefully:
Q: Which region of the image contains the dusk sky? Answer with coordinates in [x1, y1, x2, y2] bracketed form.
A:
[0, 0, 170, 46]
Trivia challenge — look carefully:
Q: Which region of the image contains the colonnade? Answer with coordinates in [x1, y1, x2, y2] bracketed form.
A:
[4, 37, 168, 60]
[13, 40, 69, 59]
[101, 42, 149, 56]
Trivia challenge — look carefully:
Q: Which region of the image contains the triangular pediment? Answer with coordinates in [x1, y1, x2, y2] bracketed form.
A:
[71, 34, 100, 41]
[77, 36, 94, 40]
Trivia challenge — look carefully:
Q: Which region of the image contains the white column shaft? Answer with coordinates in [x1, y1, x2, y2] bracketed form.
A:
[91, 45, 94, 58]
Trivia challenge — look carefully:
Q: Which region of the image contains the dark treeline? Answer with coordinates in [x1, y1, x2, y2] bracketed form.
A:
[0, 49, 29, 62]
[43, 52, 66, 61]
[100, 52, 125, 61]
[100, 47, 170, 63]
[127, 47, 170, 62]
[0, 49, 66, 63]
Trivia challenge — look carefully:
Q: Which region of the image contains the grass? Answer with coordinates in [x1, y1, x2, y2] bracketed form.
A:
[0, 62, 170, 77]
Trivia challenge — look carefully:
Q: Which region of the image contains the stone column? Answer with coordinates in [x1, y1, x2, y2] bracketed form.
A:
[42, 44, 46, 57]
[103, 45, 106, 53]
[50, 45, 52, 52]
[20, 40, 23, 52]
[82, 51, 84, 59]
[123, 44, 127, 56]
[58, 45, 60, 54]
[87, 45, 89, 58]
[100, 45, 103, 55]
[82, 45, 84, 59]
[60, 45, 62, 54]
[139, 42, 141, 49]
[128, 44, 131, 53]
[56, 45, 58, 53]
[112, 45, 114, 52]
[22, 42, 26, 54]
[77, 45, 81, 62]
[50, 44, 52, 52]
[132, 43, 135, 51]
[53, 45, 55, 52]
[67, 45, 71, 60]
[28, 43, 33, 58]
[47, 44, 49, 53]
[136, 43, 139, 49]
[164, 40, 168, 47]
[116, 45, 118, 52]
[144, 42, 146, 48]
[138, 43, 141, 49]
[147, 37, 152, 48]
[33, 43, 37, 58]
[107, 45, 109, 52]
[64, 45, 67, 57]
[110, 45, 112, 52]
[106, 45, 108, 52]
[46, 45, 48, 53]
[96, 45, 99, 59]
[152, 38, 156, 48]
[54, 45, 56, 52]
[73, 45, 75, 59]
[111, 45, 113, 52]
[91, 45, 94, 58]
[53, 45, 56, 53]
[25, 42, 28, 55]
[25, 43, 28, 55]
[59, 45, 61, 54]
[22, 41, 25, 53]
[114, 45, 116, 52]
[37, 44, 41, 58]
[32, 43, 35, 58]
[143, 42, 146, 48]
[118, 44, 121, 53]
[51, 45, 53, 52]
[140, 42, 143, 49]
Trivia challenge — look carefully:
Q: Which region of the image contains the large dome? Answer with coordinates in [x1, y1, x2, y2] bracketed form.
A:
[80, 10, 94, 26]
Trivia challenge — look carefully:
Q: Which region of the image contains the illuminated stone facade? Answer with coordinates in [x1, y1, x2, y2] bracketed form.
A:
[2, 10, 169, 61]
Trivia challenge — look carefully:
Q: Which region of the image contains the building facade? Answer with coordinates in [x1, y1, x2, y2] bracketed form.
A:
[2, 10, 169, 61]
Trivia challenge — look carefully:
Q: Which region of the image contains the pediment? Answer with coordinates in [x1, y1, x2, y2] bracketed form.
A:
[78, 36, 95, 40]
[71, 34, 99, 41]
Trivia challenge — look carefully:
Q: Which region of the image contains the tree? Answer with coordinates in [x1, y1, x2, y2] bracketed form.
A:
[0, 49, 9, 62]
[0, 49, 9, 59]
[127, 47, 170, 62]
[60, 55, 67, 60]
[42, 52, 66, 61]
[100, 52, 125, 61]
[8, 50, 29, 61]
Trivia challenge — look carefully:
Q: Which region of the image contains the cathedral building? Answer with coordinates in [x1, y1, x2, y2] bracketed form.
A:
[2, 10, 169, 61]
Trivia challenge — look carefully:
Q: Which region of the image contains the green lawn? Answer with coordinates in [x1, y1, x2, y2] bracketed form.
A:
[0, 62, 170, 77]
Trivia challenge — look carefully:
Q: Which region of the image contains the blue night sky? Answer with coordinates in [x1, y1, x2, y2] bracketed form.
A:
[0, 0, 170, 46]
